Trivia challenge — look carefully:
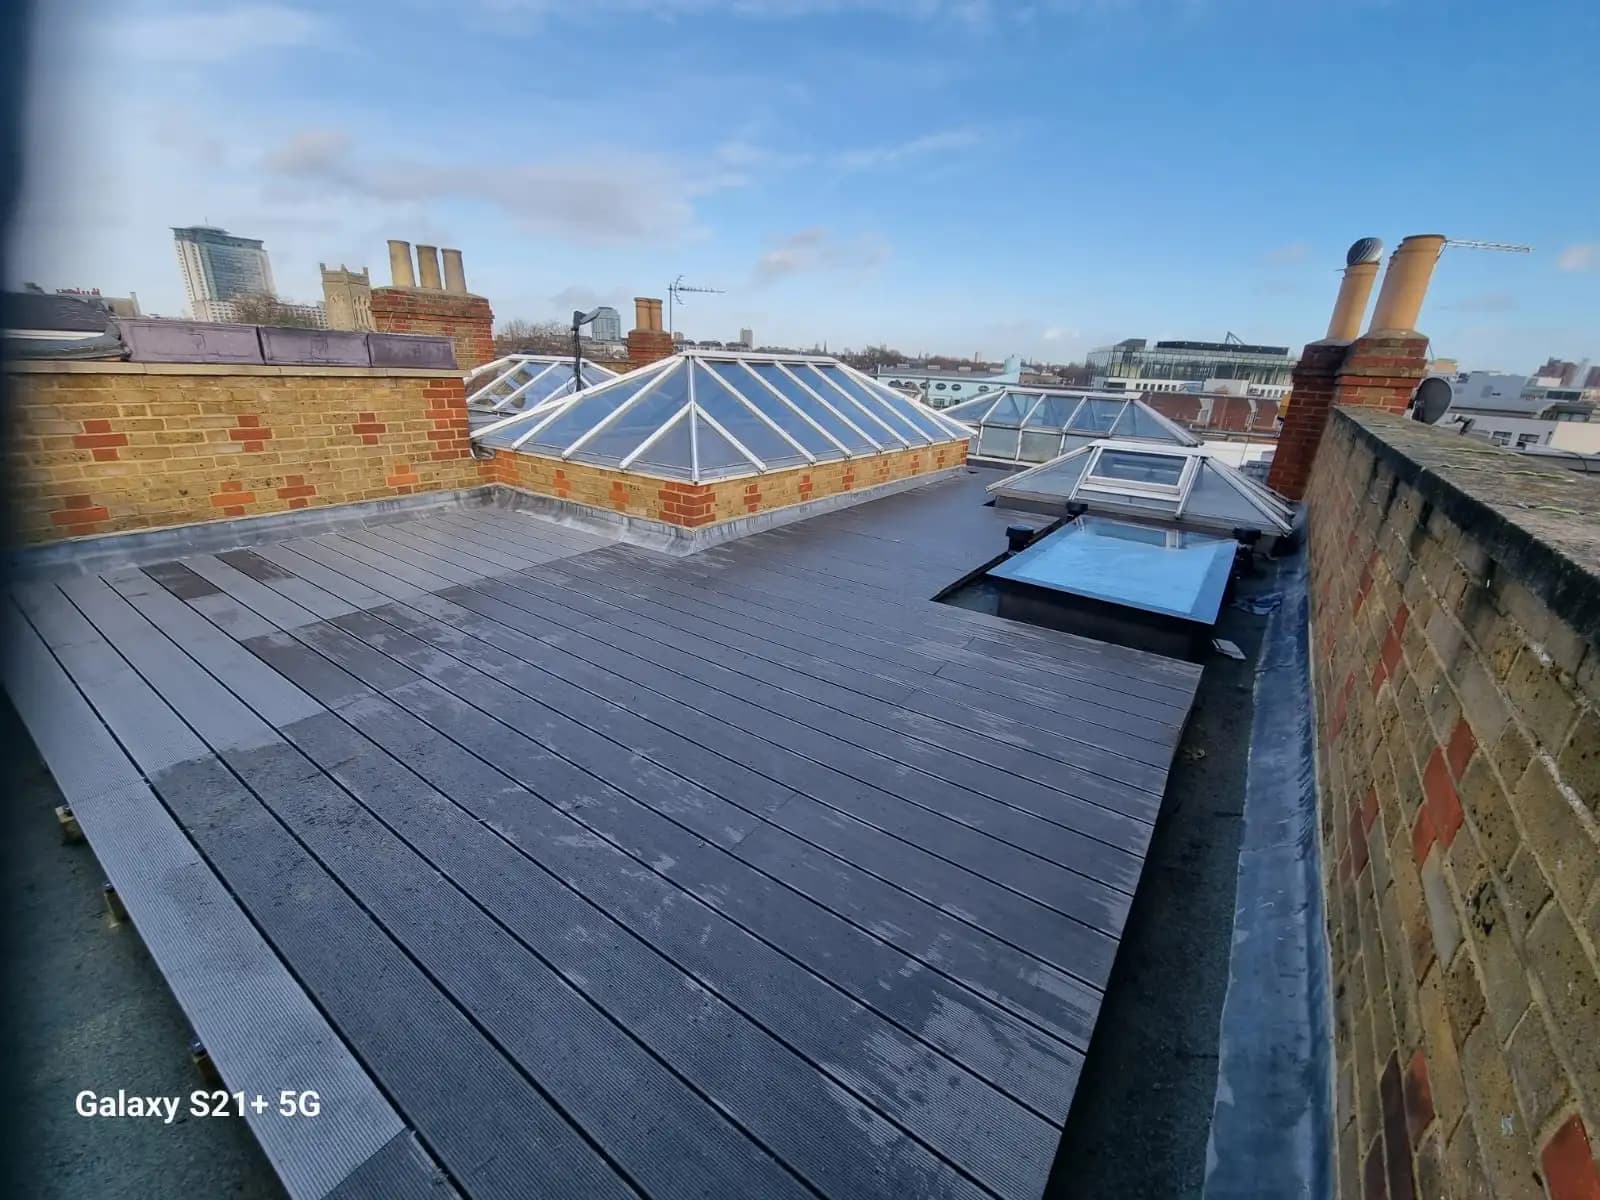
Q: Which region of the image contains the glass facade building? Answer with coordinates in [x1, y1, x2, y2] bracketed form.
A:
[1087, 338, 1295, 392]
[173, 226, 275, 315]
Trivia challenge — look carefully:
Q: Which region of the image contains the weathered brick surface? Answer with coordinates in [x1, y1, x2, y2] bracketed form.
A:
[483, 439, 968, 529]
[1308, 408, 1600, 1199]
[6, 362, 479, 543]
[369, 287, 495, 370]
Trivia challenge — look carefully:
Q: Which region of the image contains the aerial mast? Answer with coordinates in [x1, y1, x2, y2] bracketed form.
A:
[667, 274, 724, 338]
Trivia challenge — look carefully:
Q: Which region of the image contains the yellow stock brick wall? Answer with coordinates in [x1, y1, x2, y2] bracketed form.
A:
[6, 361, 480, 543]
[1308, 409, 1600, 1200]
[484, 438, 969, 528]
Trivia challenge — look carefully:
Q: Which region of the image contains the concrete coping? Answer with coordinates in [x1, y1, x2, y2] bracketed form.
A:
[4, 360, 463, 379]
[1335, 407, 1600, 650]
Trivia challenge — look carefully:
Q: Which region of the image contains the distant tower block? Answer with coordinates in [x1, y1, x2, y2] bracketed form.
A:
[320, 263, 373, 331]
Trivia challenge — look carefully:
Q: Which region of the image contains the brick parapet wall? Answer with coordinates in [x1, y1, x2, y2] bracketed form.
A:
[1307, 407, 1600, 1200]
[485, 439, 969, 529]
[1269, 335, 1429, 501]
[5, 361, 479, 543]
[369, 287, 495, 371]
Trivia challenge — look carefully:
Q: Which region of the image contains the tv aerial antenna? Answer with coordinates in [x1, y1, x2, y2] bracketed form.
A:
[1443, 238, 1532, 254]
[667, 274, 724, 337]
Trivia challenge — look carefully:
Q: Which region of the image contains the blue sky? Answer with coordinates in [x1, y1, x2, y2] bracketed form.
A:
[13, 0, 1598, 369]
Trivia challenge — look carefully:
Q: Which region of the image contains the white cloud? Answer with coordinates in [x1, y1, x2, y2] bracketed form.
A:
[259, 128, 732, 243]
[1556, 243, 1595, 272]
[832, 129, 982, 171]
[112, 4, 329, 63]
[752, 227, 891, 283]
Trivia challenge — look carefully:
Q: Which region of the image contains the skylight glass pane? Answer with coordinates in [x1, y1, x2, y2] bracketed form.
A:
[1184, 464, 1278, 525]
[1091, 450, 1187, 486]
[942, 394, 998, 423]
[864, 379, 958, 441]
[1021, 396, 1080, 431]
[790, 365, 913, 445]
[627, 410, 696, 479]
[542, 367, 688, 461]
[1019, 430, 1065, 462]
[746, 364, 876, 452]
[977, 425, 1021, 459]
[809, 366, 939, 443]
[705, 362, 842, 458]
[690, 363, 811, 469]
[1070, 399, 1125, 432]
[1000, 454, 1090, 498]
[689, 414, 758, 480]
[985, 391, 1037, 425]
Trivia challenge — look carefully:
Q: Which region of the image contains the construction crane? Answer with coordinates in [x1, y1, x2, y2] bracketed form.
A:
[667, 274, 724, 337]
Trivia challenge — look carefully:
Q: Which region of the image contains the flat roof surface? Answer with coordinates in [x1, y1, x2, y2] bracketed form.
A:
[989, 517, 1237, 623]
[6, 472, 1202, 1200]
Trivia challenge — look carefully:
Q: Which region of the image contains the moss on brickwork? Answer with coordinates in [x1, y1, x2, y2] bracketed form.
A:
[1307, 408, 1600, 1200]
[5, 364, 482, 543]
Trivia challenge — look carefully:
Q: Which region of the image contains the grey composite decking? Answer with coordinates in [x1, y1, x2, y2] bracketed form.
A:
[7, 472, 1203, 1200]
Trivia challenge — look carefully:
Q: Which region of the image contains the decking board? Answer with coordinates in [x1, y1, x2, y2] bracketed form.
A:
[6, 471, 1202, 1200]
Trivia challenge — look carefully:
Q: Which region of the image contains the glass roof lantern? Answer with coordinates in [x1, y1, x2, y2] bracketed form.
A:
[471, 350, 974, 483]
[466, 354, 619, 416]
[943, 386, 1201, 465]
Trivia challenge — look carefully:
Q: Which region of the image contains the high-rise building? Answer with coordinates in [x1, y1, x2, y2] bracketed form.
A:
[738, 327, 754, 349]
[172, 226, 275, 318]
[589, 305, 622, 342]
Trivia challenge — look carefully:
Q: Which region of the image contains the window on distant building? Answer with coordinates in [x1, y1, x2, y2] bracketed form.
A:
[1516, 433, 1541, 447]
[935, 383, 946, 390]
[1491, 431, 1511, 446]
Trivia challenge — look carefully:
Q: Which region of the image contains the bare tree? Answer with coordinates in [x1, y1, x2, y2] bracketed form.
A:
[493, 318, 571, 356]
[227, 292, 321, 328]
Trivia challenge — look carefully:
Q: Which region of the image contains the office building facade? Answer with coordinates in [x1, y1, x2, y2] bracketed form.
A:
[173, 226, 275, 317]
[1087, 338, 1296, 399]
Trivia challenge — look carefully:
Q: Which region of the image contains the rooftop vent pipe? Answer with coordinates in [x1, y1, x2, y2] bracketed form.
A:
[1326, 238, 1383, 340]
[387, 239, 415, 288]
[1367, 234, 1447, 334]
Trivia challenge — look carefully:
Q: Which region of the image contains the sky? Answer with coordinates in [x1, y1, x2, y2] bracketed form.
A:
[10, 0, 1599, 370]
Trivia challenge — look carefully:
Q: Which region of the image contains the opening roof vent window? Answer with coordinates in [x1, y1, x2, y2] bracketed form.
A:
[471, 350, 973, 483]
[988, 439, 1294, 535]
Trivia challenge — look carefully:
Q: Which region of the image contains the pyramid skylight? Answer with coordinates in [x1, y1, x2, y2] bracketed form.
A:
[467, 354, 618, 415]
[943, 386, 1199, 465]
[988, 439, 1293, 535]
[472, 351, 973, 483]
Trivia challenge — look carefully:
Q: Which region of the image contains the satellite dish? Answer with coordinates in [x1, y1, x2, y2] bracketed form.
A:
[1411, 376, 1452, 424]
[1347, 237, 1384, 266]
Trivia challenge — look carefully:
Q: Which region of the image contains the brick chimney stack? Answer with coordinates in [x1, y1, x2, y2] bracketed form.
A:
[369, 235, 496, 369]
[626, 296, 674, 369]
[1268, 235, 1437, 501]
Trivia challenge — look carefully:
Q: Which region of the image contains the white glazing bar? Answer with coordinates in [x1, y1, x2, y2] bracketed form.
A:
[734, 362, 853, 456]
[694, 405, 767, 474]
[475, 356, 665, 445]
[774, 363, 883, 450]
[837, 361, 960, 439]
[619, 401, 693, 470]
[698, 364, 815, 463]
[805, 366, 915, 447]
[486, 360, 563, 412]
[561, 358, 679, 459]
